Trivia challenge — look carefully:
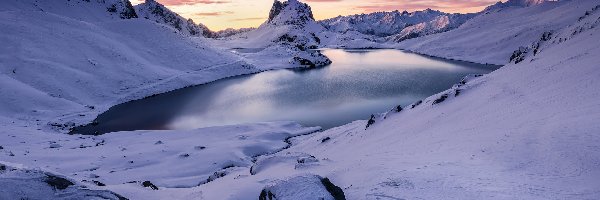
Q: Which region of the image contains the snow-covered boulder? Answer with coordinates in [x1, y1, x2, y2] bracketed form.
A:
[259, 175, 345, 200]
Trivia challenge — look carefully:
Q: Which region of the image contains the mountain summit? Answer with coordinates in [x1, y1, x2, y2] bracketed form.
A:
[267, 0, 316, 26]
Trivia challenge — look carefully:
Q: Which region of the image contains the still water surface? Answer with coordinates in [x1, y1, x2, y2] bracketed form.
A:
[76, 49, 499, 134]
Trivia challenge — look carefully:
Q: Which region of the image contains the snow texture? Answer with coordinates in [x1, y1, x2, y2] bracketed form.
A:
[397, 0, 595, 65]
[1, 0, 600, 199]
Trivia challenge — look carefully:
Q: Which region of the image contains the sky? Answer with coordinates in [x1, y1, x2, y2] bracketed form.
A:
[131, 0, 503, 31]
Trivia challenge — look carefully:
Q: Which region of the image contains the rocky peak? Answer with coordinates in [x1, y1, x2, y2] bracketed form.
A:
[135, 0, 214, 37]
[267, 0, 315, 26]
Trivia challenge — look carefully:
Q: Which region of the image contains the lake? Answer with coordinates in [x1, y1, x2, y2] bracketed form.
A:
[73, 49, 500, 134]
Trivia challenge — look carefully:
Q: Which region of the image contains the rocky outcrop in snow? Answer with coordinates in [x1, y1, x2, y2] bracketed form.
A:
[135, 0, 214, 37]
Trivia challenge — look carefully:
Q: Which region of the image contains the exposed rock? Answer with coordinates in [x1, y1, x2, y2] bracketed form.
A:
[194, 146, 207, 150]
[396, 105, 403, 112]
[44, 174, 75, 190]
[142, 181, 158, 190]
[433, 94, 449, 105]
[411, 100, 423, 109]
[321, 178, 346, 200]
[366, 114, 376, 129]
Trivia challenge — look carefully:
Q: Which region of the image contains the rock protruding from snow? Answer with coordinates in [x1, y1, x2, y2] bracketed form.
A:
[259, 175, 345, 200]
[135, 0, 214, 37]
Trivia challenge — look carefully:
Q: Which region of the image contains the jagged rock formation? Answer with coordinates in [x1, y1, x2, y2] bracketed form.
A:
[135, 0, 214, 37]
[267, 0, 315, 26]
[321, 9, 476, 41]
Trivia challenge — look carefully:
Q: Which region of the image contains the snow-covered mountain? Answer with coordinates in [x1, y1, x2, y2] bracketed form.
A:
[197, 2, 600, 199]
[2, 0, 600, 199]
[0, 0, 262, 130]
[217, 0, 331, 68]
[484, 0, 552, 12]
[135, 0, 214, 37]
[397, 0, 593, 65]
[213, 27, 256, 38]
[388, 12, 476, 42]
[0, 0, 138, 21]
[321, 9, 475, 39]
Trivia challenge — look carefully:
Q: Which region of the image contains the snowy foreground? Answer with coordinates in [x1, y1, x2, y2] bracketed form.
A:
[2, 0, 600, 199]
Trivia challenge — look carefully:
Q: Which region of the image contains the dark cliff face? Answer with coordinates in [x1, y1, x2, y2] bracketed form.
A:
[268, 0, 285, 23]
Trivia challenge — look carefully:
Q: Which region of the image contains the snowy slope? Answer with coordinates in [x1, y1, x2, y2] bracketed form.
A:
[484, 0, 550, 12]
[0, 162, 127, 200]
[0, 118, 319, 198]
[0, 0, 260, 131]
[135, 0, 215, 38]
[397, 0, 597, 65]
[2, 0, 599, 199]
[0, 0, 138, 21]
[193, 4, 600, 199]
[216, 0, 331, 69]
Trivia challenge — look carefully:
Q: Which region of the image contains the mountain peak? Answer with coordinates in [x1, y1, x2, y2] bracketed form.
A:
[135, 0, 214, 37]
[267, 0, 315, 26]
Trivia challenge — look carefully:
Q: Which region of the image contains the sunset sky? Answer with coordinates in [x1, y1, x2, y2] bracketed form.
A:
[131, 0, 503, 31]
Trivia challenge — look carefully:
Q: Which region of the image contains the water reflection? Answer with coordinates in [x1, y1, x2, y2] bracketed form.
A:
[74, 49, 499, 134]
